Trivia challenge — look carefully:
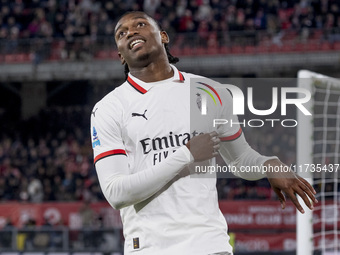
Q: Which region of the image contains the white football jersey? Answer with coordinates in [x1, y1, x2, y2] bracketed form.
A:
[91, 65, 241, 255]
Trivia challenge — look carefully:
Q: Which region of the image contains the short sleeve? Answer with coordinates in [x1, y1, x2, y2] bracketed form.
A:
[90, 99, 126, 164]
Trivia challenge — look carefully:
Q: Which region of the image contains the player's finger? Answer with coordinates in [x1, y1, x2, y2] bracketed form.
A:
[273, 188, 286, 209]
[294, 185, 314, 210]
[212, 137, 221, 145]
[212, 144, 220, 156]
[209, 131, 218, 138]
[213, 144, 220, 150]
[286, 190, 305, 214]
[298, 176, 317, 196]
[212, 151, 219, 157]
[295, 189, 314, 210]
[297, 180, 318, 204]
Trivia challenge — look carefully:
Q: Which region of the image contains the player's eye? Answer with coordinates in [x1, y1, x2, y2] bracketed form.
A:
[137, 22, 146, 28]
[118, 31, 126, 38]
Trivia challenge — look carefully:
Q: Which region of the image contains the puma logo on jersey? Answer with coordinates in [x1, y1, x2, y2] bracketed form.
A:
[132, 109, 148, 120]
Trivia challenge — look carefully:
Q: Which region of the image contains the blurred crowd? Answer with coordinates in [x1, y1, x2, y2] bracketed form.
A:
[0, 104, 298, 203]
[0, 0, 339, 60]
[0, 106, 104, 203]
[0, 0, 339, 40]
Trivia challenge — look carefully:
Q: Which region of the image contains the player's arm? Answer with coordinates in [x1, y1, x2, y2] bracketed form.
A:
[92, 101, 219, 210]
[95, 146, 191, 210]
[215, 86, 276, 180]
[92, 103, 189, 209]
[215, 86, 316, 212]
[95, 132, 218, 210]
[219, 132, 276, 180]
[219, 135, 317, 213]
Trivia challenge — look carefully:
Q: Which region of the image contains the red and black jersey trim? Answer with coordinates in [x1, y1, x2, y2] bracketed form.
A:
[178, 71, 185, 81]
[127, 70, 185, 94]
[127, 76, 148, 94]
[94, 149, 126, 164]
[220, 127, 243, 141]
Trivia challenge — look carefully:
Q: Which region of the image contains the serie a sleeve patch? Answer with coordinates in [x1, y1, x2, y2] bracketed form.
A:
[133, 237, 140, 249]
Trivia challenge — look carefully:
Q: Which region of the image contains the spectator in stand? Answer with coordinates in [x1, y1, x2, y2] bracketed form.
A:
[0, 217, 14, 249]
[27, 18, 40, 38]
[143, 0, 161, 17]
[27, 177, 44, 203]
[79, 200, 96, 247]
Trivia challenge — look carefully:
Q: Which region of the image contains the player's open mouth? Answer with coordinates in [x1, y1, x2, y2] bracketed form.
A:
[130, 39, 145, 49]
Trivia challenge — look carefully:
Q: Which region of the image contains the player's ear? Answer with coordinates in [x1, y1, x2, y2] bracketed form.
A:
[160, 31, 169, 44]
[118, 52, 126, 65]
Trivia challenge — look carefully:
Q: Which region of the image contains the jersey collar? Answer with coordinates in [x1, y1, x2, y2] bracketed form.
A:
[127, 64, 185, 94]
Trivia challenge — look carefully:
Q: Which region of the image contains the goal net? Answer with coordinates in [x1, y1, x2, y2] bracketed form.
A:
[297, 70, 340, 255]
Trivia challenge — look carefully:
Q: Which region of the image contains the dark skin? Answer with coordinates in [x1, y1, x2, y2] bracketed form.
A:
[115, 12, 318, 213]
[115, 12, 173, 82]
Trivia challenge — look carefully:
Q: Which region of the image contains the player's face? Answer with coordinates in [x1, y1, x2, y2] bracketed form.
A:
[114, 12, 169, 67]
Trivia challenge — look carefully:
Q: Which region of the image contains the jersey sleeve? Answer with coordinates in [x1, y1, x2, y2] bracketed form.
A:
[215, 86, 243, 141]
[213, 85, 278, 180]
[219, 133, 278, 180]
[95, 146, 193, 210]
[90, 99, 126, 165]
[91, 97, 195, 210]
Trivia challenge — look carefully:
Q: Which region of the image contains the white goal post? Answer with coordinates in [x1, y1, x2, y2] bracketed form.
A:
[297, 70, 340, 255]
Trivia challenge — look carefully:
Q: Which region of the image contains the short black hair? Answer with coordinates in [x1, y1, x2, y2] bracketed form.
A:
[116, 11, 179, 80]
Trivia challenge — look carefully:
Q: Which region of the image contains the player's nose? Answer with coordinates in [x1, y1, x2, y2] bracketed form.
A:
[126, 28, 139, 39]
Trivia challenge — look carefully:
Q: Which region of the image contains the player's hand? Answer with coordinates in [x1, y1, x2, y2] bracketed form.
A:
[186, 131, 220, 162]
[264, 159, 318, 214]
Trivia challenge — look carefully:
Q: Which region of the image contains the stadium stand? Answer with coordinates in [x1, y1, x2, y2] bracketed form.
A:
[0, 105, 103, 202]
[0, 0, 339, 63]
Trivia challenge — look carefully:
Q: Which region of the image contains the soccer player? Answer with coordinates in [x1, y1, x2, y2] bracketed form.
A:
[90, 11, 317, 255]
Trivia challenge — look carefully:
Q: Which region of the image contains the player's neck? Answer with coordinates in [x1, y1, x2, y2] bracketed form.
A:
[129, 61, 174, 83]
